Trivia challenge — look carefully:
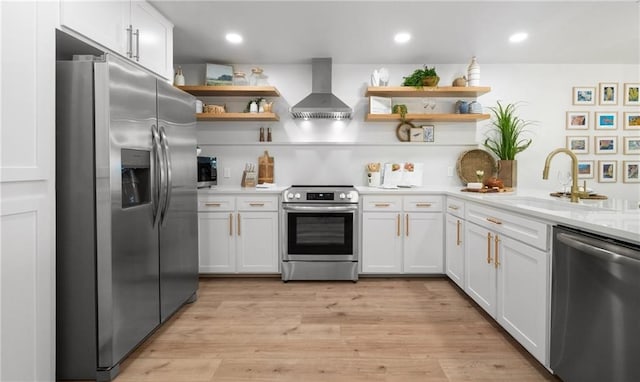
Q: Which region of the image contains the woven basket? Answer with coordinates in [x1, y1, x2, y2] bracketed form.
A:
[456, 149, 497, 184]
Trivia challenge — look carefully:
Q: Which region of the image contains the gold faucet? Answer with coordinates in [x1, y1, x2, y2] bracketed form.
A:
[542, 148, 585, 203]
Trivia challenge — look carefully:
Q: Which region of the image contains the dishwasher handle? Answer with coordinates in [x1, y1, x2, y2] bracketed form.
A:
[557, 232, 640, 266]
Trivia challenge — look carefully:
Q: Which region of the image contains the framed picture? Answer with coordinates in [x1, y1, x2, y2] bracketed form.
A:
[623, 136, 640, 155]
[578, 160, 594, 179]
[595, 136, 617, 154]
[572, 86, 596, 105]
[598, 160, 617, 183]
[205, 63, 233, 86]
[623, 161, 640, 183]
[566, 136, 589, 154]
[599, 82, 618, 105]
[623, 83, 640, 106]
[566, 111, 589, 130]
[422, 125, 435, 143]
[623, 112, 640, 130]
[594, 112, 617, 130]
[409, 127, 423, 142]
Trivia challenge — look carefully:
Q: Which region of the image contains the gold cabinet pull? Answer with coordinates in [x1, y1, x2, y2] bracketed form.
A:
[486, 217, 503, 225]
[229, 213, 233, 236]
[456, 220, 461, 246]
[205, 202, 221, 207]
[416, 203, 432, 207]
[448, 205, 459, 210]
[249, 203, 265, 207]
[237, 213, 241, 236]
[406, 214, 409, 236]
[495, 234, 500, 269]
[375, 203, 391, 207]
[487, 232, 493, 264]
[397, 214, 401, 236]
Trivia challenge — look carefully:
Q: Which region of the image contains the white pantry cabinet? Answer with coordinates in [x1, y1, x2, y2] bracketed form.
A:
[0, 2, 57, 380]
[445, 198, 465, 289]
[198, 195, 279, 273]
[361, 195, 443, 274]
[464, 202, 550, 365]
[60, 0, 173, 79]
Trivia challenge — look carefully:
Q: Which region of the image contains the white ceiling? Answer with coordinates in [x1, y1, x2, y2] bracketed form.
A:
[150, 0, 640, 65]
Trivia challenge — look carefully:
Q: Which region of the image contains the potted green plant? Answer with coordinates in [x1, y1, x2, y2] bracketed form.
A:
[483, 101, 533, 188]
[402, 65, 439, 88]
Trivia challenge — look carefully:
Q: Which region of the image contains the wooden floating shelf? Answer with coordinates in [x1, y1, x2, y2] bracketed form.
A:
[197, 112, 279, 122]
[177, 85, 280, 97]
[365, 86, 491, 98]
[365, 113, 490, 122]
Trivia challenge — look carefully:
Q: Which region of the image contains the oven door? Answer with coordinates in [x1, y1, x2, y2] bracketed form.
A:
[282, 204, 359, 261]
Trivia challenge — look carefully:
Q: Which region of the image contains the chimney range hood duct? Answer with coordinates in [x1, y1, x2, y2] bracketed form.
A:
[290, 58, 352, 120]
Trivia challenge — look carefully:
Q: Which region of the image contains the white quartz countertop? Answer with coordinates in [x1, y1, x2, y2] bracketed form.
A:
[200, 185, 639, 244]
[357, 186, 640, 245]
[197, 185, 286, 194]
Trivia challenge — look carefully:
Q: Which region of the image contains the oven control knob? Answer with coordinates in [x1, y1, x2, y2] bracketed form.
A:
[339, 193, 346, 199]
[287, 192, 294, 199]
[346, 192, 353, 199]
[294, 193, 301, 199]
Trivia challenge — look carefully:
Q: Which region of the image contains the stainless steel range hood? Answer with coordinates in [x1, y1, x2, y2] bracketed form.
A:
[290, 58, 352, 120]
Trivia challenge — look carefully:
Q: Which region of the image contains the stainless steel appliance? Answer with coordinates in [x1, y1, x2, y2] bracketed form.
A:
[281, 185, 359, 281]
[551, 226, 640, 382]
[56, 54, 198, 381]
[197, 155, 217, 188]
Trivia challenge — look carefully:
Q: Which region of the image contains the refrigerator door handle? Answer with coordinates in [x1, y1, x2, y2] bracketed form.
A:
[159, 125, 172, 226]
[152, 124, 165, 227]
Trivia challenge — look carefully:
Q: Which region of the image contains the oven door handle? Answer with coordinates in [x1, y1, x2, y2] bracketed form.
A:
[282, 204, 359, 212]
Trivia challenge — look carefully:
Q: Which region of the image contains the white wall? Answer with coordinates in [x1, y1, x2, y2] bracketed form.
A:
[181, 62, 639, 201]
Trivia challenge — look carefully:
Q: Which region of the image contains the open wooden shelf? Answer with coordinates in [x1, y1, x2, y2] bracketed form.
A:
[365, 86, 491, 98]
[197, 112, 279, 122]
[177, 85, 280, 97]
[365, 113, 490, 122]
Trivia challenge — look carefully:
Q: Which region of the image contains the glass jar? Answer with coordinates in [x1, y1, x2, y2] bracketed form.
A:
[250, 67, 269, 86]
[232, 71, 249, 86]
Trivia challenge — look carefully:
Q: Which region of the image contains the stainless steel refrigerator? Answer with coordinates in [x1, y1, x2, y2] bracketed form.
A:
[56, 54, 198, 381]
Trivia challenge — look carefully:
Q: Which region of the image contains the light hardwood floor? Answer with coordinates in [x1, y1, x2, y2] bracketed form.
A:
[116, 277, 559, 382]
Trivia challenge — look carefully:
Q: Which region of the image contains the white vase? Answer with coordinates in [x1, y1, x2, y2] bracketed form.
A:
[174, 66, 185, 86]
[467, 56, 480, 86]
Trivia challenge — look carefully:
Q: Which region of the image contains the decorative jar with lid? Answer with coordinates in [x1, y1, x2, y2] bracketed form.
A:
[250, 67, 269, 86]
[232, 72, 249, 86]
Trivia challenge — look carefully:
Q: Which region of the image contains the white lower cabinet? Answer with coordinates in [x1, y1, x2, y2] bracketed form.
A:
[464, 202, 550, 365]
[361, 195, 443, 274]
[445, 213, 465, 288]
[198, 194, 279, 274]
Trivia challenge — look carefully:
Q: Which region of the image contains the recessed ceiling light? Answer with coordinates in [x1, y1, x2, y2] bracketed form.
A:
[394, 33, 411, 44]
[225, 33, 243, 44]
[509, 32, 528, 43]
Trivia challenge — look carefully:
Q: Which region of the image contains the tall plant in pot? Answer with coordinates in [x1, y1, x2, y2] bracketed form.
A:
[483, 101, 533, 188]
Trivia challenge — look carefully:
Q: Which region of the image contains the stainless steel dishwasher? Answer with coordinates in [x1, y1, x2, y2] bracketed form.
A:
[551, 226, 640, 382]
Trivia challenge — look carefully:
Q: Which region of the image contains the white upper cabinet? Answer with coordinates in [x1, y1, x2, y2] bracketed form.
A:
[60, 0, 173, 79]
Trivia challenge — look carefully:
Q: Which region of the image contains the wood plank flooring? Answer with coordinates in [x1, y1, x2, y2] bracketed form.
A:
[115, 277, 559, 382]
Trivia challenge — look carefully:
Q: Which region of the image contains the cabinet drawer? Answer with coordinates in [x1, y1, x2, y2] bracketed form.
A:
[446, 197, 465, 218]
[237, 196, 279, 211]
[198, 196, 235, 211]
[362, 195, 402, 211]
[403, 195, 443, 212]
[466, 203, 549, 251]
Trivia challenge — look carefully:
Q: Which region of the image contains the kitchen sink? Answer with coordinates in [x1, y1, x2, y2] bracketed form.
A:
[490, 196, 614, 212]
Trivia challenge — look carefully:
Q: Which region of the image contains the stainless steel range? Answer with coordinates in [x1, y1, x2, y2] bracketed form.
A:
[281, 185, 360, 281]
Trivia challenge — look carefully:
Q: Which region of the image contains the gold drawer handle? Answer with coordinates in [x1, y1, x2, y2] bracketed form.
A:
[486, 217, 503, 225]
[375, 203, 391, 207]
[456, 220, 461, 246]
[249, 203, 265, 207]
[487, 232, 493, 264]
[448, 205, 459, 210]
[406, 214, 409, 237]
[237, 213, 241, 236]
[229, 213, 233, 236]
[205, 202, 221, 207]
[396, 214, 401, 236]
[494, 234, 500, 269]
[416, 203, 432, 207]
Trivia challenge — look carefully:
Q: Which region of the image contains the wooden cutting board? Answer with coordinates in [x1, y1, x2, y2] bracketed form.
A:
[461, 187, 514, 193]
[258, 150, 274, 184]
